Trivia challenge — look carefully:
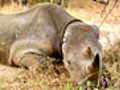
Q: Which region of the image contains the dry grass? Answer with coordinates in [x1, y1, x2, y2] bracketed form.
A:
[0, 4, 24, 13]
[103, 35, 120, 89]
[0, 57, 75, 90]
[0, 0, 120, 89]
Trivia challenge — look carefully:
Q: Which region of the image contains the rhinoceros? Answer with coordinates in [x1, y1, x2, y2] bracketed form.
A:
[0, 3, 103, 86]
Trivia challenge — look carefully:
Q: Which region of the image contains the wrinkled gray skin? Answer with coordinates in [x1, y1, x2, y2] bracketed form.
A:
[0, 3, 102, 85]
[62, 22, 102, 85]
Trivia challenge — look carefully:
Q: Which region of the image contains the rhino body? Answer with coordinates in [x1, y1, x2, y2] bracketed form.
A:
[0, 3, 103, 85]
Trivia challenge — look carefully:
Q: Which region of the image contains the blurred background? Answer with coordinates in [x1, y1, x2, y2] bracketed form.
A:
[0, 0, 110, 12]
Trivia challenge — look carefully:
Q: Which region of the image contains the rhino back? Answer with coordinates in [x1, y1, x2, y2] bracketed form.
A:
[0, 3, 74, 59]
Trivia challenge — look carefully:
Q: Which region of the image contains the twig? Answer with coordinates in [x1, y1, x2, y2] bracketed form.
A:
[101, 3, 108, 17]
[99, 0, 118, 28]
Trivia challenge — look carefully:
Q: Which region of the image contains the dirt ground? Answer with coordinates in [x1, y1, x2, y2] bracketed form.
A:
[0, 0, 120, 90]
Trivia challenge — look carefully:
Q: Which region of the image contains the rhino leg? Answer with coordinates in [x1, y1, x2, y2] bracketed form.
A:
[17, 53, 48, 69]
[8, 39, 53, 69]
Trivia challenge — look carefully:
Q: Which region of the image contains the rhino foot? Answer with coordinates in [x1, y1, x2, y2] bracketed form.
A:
[10, 53, 48, 70]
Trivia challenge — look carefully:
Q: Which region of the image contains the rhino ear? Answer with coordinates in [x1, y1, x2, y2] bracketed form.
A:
[83, 47, 94, 59]
[92, 54, 100, 69]
[92, 25, 100, 39]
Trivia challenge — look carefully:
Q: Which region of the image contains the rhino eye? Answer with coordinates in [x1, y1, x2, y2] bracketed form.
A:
[68, 61, 71, 65]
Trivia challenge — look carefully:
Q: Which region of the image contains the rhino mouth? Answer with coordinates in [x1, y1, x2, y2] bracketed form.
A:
[76, 54, 107, 88]
[77, 72, 108, 88]
[76, 71, 99, 86]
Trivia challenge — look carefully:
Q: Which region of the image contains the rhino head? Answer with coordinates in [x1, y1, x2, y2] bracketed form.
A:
[62, 22, 102, 86]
